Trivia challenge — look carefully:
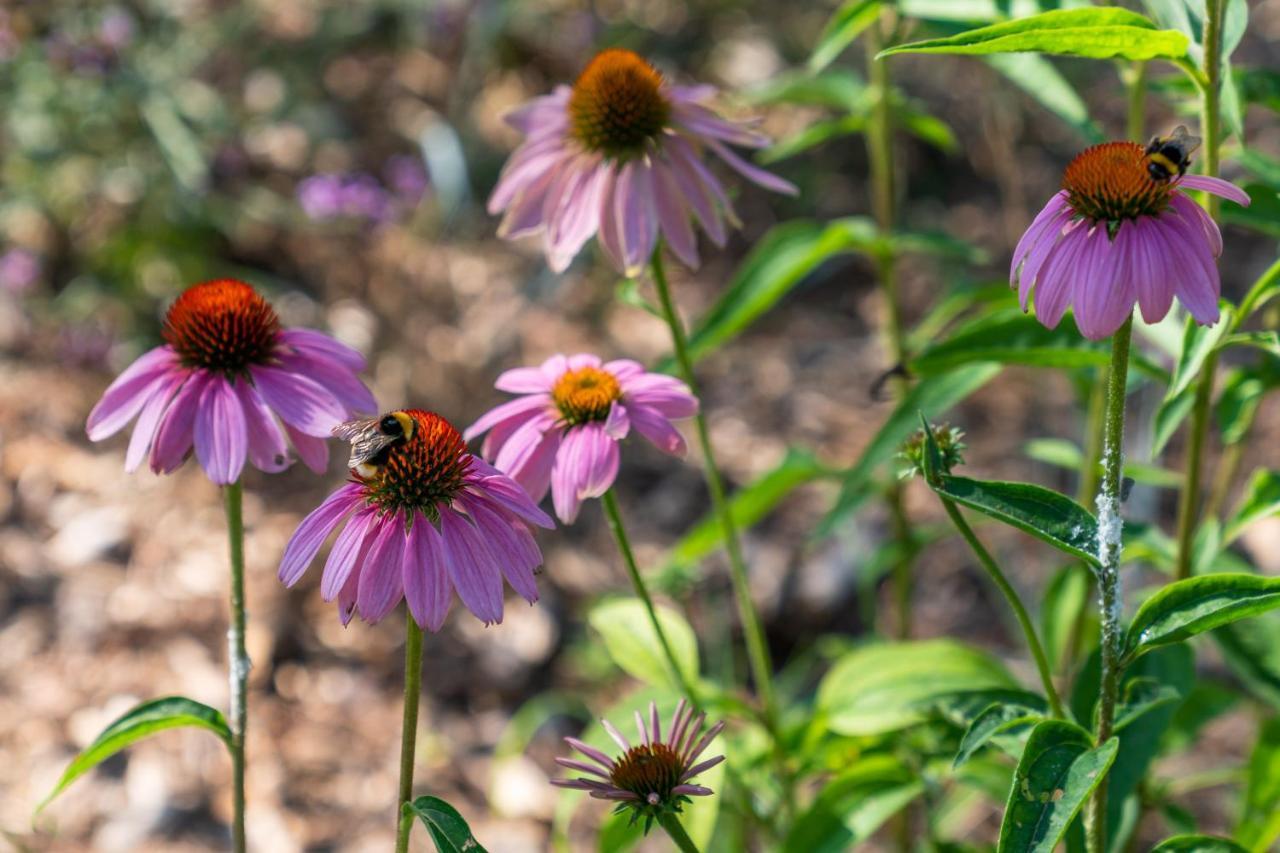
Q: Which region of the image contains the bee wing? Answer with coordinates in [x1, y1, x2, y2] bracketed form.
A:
[1170, 125, 1202, 153]
[333, 417, 397, 467]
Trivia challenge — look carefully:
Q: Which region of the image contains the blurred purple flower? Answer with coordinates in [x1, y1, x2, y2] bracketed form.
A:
[384, 155, 430, 204]
[339, 174, 392, 221]
[0, 249, 41, 294]
[297, 173, 393, 223]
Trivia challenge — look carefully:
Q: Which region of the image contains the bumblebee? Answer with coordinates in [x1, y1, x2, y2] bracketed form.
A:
[1145, 125, 1201, 182]
[333, 411, 415, 477]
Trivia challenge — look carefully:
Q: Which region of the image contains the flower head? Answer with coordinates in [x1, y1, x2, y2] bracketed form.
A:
[278, 409, 554, 628]
[464, 354, 697, 524]
[1011, 140, 1250, 340]
[489, 48, 797, 275]
[898, 423, 966, 481]
[552, 700, 724, 829]
[87, 279, 376, 484]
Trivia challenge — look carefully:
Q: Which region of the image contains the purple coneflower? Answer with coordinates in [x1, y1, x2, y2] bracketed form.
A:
[464, 354, 697, 524]
[86, 279, 375, 484]
[278, 409, 553, 628]
[553, 700, 724, 826]
[1011, 141, 1250, 340]
[488, 48, 797, 275]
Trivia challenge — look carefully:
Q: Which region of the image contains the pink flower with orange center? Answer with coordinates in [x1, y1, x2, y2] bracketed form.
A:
[86, 279, 375, 484]
[465, 354, 697, 524]
[489, 48, 797, 276]
[1011, 141, 1250, 340]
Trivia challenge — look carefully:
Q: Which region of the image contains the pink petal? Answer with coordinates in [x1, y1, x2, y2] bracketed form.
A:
[463, 394, 550, 444]
[286, 424, 329, 474]
[1010, 193, 1070, 284]
[495, 367, 554, 394]
[493, 415, 562, 504]
[320, 506, 378, 601]
[546, 158, 609, 273]
[438, 508, 504, 625]
[628, 403, 688, 457]
[150, 371, 210, 474]
[356, 513, 407, 623]
[278, 482, 365, 586]
[672, 103, 771, 148]
[459, 496, 540, 604]
[1033, 224, 1090, 329]
[1176, 175, 1252, 207]
[124, 372, 185, 473]
[704, 137, 798, 196]
[1129, 219, 1175, 323]
[650, 161, 699, 268]
[279, 328, 366, 372]
[86, 346, 182, 441]
[404, 513, 452, 632]
[604, 402, 630, 440]
[662, 139, 729, 245]
[1017, 210, 1074, 311]
[276, 351, 376, 415]
[234, 382, 291, 474]
[250, 365, 348, 436]
[194, 377, 248, 485]
[550, 424, 619, 523]
[615, 161, 659, 277]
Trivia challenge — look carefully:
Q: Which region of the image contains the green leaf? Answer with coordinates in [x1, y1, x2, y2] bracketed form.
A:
[810, 0, 883, 72]
[588, 598, 699, 691]
[1041, 565, 1091, 671]
[1152, 382, 1197, 458]
[997, 720, 1119, 853]
[1166, 306, 1235, 402]
[1237, 718, 1280, 851]
[817, 639, 1018, 736]
[1215, 613, 1280, 711]
[1216, 366, 1271, 446]
[955, 700, 1047, 768]
[912, 310, 1165, 380]
[1024, 438, 1181, 489]
[783, 755, 923, 852]
[663, 448, 833, 575]
[615, 278, 661, 318]
[762, 115, 868, 163]
[403, 796, 488, 853]
[1150, 837, 1249, 853]
[899, 0, 1090, 23]
[670, 218, 880, 370]
[38, 696, 232, 812]
[1124, 574, 1280, 662]
[923, 469, 1101, 568]
[896, 105, 959, 153]
[984, 53, 1102, 142]
[749, 68, 868, 111]
[881, 9, 1188, 62]
[822, 363, 1002, 532]
[1225, 469, 1280, 544]
[1221, 330, 1280, 358]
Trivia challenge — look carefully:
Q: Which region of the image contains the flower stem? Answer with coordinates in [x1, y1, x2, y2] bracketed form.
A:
[656, 811, 703, 853]
[394, 611, 425, 853]
[939, 499, 1065, 718]
[649, 252, 776, 726]
[1174, 0, 1225, 581]
[223, 480, 248, 853]
[601, 490, 700, 705]
[1085, 316, 1133, 853]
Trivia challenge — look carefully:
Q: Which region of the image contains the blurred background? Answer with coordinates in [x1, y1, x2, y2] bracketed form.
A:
[1, 1, 1279, 850]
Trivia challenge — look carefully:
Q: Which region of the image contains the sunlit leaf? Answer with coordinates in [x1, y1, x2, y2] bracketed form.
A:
[954, 699, 1046, 768]
[1225, 470, 1280, 545]
[810, 0, 883, 72]
[984, 53, 1102, 141]
[38, 696, 232, 812]
[1124, 574, 1280, 662]
[997, 720, 1118, 853]
[1166, 305, 1235, 402]
[403, 796, 489, 853]
[881, 9, 1188, 62]
[782, 755, 922, 852]
[588, 598, 699, 692]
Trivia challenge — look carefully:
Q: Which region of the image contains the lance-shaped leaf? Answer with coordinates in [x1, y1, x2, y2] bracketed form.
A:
[403, 796, 489, 853]
[954, 697, 1047, 768]
[1150, 837, 1248, 853]
[997, 720, 1118, 853]
[38, 696, 232, 812]
[922, 417, 1101, 567]
[881, 8, 1188, 61]
[588, 598, 699, 692]
[1225, 469, 1280, 544]
[1123, 574, 1280, 663]
[810, 0, 883, 72]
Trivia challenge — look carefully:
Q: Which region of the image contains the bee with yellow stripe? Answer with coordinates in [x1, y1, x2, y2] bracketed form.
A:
[333, 411, 416, 477]
[1145, 125, 1201, 183]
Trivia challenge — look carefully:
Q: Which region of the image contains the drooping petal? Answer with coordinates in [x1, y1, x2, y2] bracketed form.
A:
[194, 377, 248, 485]
[1016, 209, 1074, 311]
[650, 160, 699, 268]
[550, 423, 619, 523]
[662, 138, 729, 245]
[278, 482, 365, 586]
[356, 513, 407, 623]
[438, 508, 504, 625]
[124, 371, 185, 473]
[498, 160, 564, 240]
[493, 415, 562, 504]
[1010, 192, 1070, 283]
[671, 103, 771, 148]
[234, 382, 291, 474]
[320, 506, 378, 601]
[286, 424, 330, 474]
[704, 137, 798, 196]
[1033, 224, 1090, 330]
[604, 401, 630, 440]
[404, 513, 452, 631]
[86, 346, 183, 441]
[250, 365, 348, 436]
[627, 403, 688, 457]
[546, 158, 609, 273]
[276, 351, 376, 414]
[463, 394, 550, 443]
[278, 328, 366, 372]
[1072, 226, 1135, 341]
[465, 458, 556, 529]
[1128, 218, 1175, 324]
[459, 496, 540, 604]
[614, 160, 660, 277]
[150, 371, 210, 474]
[1170, 192, 1223, 257]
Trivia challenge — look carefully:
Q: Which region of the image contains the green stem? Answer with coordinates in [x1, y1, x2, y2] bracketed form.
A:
[224, 481, 248, 853]
[1174, 0, 1225, 581]
[649, 252, 777, 727]
[1124, 61, 1147, 142]
[656, 811, 702, 853]
[1085, 316, 1134, 853]
[394, 611, 425, 853]
[600, 490, 700, 705]
[867, 12, 917, 643]
[940, 499, 1065, 718]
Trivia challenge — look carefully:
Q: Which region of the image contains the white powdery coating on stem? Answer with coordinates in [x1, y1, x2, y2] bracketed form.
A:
[227, 628, 252, 735]
[1094, 436, 1126, 653]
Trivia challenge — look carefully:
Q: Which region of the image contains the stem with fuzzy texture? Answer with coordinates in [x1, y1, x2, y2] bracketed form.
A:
[1174, 0, 1225, 581]
[649, 252, 776, 727]
[940, 499, 1066, 718]
[657, 811, 702, 853]
[1085, 316, 1133, 852]
[601, 490, 700, 705]
[224, 481, 248, 853]
[394, 611, 424, 853]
